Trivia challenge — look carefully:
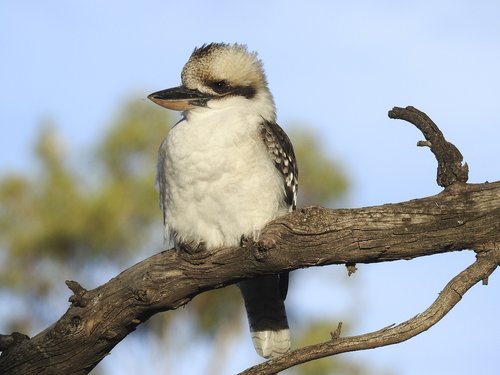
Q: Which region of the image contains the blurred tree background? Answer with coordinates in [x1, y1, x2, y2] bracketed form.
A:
[0, 99, 393, 374]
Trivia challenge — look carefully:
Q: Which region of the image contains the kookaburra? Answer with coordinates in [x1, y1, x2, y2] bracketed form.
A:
[148, 43, 298, 359]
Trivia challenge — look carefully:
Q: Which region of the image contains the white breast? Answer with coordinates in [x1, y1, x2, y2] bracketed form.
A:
[160, 102, 287, 249]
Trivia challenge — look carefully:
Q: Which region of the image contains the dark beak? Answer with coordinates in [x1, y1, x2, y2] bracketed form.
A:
[147, 86, 213, 111]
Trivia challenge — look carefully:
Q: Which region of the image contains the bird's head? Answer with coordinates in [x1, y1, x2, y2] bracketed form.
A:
[148, 43, 275, 119]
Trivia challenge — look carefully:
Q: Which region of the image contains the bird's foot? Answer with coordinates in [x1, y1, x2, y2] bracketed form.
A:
[240, 234, 254, 247]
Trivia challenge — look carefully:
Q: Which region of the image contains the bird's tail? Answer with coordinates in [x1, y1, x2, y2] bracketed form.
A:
[238, 274, 291, 358]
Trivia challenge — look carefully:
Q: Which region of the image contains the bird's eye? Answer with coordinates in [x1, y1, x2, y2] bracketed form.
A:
[211, 80, 230, 93]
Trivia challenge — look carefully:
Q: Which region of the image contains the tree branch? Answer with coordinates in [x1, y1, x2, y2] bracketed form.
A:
[388, 106, 469, 187]
[239, 246, 500, 374]
[0, 107, 498, 374]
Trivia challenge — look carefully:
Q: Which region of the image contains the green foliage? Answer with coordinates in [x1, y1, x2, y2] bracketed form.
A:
[290, 127, 349, 207]
[0, 101, 169, 296]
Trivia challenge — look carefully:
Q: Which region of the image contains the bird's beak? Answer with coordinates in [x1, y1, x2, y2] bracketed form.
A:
[148, 86, 212, 111]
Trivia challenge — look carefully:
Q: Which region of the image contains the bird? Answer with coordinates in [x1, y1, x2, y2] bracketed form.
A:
[148, 43, 298, 359]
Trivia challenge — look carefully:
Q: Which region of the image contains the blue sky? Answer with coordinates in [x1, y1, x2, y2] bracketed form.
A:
[1, 1, 499, 374]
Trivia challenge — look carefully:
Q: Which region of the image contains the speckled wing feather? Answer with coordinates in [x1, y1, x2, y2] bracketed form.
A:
[260, 120, 298, 211]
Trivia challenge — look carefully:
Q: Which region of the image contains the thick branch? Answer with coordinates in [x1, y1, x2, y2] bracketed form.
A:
[0, 106, 498, 374]
[0, 181, 499, 374]
[0, 333, 29, 352]
[239, 247, 500, 374]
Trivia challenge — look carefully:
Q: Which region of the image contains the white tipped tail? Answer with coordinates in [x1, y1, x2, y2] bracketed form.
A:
[251, 329, 291, 358]
[239, 275, 291, 358]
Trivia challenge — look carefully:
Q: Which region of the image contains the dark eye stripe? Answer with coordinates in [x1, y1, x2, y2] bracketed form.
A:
[210, 80, 230, 93]
[207, 80, 256, 99]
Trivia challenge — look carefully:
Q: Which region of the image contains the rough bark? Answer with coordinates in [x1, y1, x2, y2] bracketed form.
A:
[0, 106, 498, 375]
